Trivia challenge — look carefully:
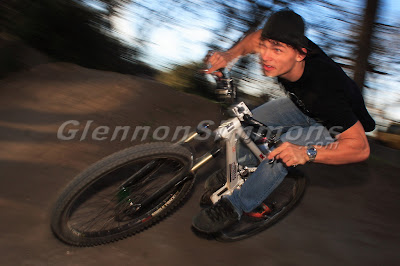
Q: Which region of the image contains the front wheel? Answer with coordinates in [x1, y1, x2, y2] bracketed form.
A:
[51, 142, 194, 246]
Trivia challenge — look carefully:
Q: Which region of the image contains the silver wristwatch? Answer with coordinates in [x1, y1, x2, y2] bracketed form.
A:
[306, 145, 317, 162]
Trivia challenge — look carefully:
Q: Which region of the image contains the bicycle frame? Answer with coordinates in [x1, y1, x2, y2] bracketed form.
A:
[183, 101, 275, 204]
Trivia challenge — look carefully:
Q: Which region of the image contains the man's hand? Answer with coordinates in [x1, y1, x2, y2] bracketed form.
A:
[202, 31, 262, 75]
[203, 51, 234, 75]
[268, 142, 309, 167]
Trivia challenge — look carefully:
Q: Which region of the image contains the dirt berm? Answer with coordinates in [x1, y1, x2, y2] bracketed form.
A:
[0, 62, 399, 265]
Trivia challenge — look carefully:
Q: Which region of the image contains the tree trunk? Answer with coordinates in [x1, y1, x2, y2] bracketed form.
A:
[353, 0, 380, 93]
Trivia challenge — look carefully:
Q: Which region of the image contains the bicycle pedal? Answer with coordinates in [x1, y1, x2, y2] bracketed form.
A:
[243, 203, 271, 218]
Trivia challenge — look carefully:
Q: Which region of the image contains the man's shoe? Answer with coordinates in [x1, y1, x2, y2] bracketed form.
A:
[192, 198, 239, 233]
[204, 169, 226, 191]
[199, 190, 214, 207]
[200, 169, 226, 207]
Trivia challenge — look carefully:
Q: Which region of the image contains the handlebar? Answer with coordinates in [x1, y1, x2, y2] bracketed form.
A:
[205, 68, 237, 104]
[215, 68, 228, 79]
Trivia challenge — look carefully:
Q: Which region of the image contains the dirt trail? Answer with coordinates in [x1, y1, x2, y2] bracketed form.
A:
[0, 63, 399, 265]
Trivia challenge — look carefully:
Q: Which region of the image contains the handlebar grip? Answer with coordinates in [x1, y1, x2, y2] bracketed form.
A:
[216, 68, 226, 78]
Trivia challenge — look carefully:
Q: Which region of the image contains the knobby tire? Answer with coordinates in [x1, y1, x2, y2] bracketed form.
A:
[51, 142, 193, 246]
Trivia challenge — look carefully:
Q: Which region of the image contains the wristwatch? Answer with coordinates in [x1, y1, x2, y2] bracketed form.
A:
[306, 145, 317, 162]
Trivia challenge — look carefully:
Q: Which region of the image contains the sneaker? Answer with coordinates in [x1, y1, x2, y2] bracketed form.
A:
[200, 169, 226, 207]
[204, 169, 226, 191]
[192, 198, 239, 233]
[199, 190, 214, 207]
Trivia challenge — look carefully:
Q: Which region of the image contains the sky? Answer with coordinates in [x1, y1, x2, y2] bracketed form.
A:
[383, 0, 400, 20]
[110, 0, 400, 67]
[108, 2, 219, 66]
[98, 0, 400, 126]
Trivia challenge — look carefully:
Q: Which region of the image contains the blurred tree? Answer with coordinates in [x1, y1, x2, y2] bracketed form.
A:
[205, 0, 307, 50]
[304, 0, 398, 100]
[76, 0, 400, 102]
[0, 0, 155, 76]
[108, 0, 385, 99]
[97, 0, 132, 16]
[2, 0, 397, 105]
[353, 0, 381, 93]
[203, 0, 306, 99]
[156, 62, 216, 99]
[207, 0, 394, 98]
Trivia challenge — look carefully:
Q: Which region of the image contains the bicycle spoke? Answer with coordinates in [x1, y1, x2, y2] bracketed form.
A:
[67, 157, 186, 235]
[51, 142, 194, 246]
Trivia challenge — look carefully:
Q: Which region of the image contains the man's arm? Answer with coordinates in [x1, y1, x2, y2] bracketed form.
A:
[205, 30, 262, 74]
[268, 121, 370, 166]
[313, 121, 370, 164]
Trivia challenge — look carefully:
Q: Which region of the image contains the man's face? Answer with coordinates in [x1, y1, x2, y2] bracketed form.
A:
[258, 39, 305, 81]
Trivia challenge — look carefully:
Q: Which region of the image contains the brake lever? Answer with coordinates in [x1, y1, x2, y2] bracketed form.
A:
[267, 140, 282, 164]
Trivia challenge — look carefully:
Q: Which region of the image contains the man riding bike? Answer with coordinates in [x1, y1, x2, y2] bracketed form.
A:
[192, 9, 375, 234]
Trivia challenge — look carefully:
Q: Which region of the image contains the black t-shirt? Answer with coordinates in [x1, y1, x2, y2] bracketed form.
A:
[278, 39, 376, 134]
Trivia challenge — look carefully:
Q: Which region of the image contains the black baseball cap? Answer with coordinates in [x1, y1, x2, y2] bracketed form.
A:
[261, 9, 309, 50]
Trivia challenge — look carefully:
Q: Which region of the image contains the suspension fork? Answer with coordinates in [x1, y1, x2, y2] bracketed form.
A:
[190, 145, 222, 173]
[176, 130, 222, 173]
[175, 122, 223, 174]
[129, 128, 222, 213]
[119, 159, 163, 189]
[129, 153, 222, 214]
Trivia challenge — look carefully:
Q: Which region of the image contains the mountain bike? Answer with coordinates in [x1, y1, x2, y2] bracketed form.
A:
[50, 70, 306, 246]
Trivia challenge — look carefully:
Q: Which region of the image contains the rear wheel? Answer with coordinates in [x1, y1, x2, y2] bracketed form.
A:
[216, 170, 306, 241]
[51, 142, 193, 246]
